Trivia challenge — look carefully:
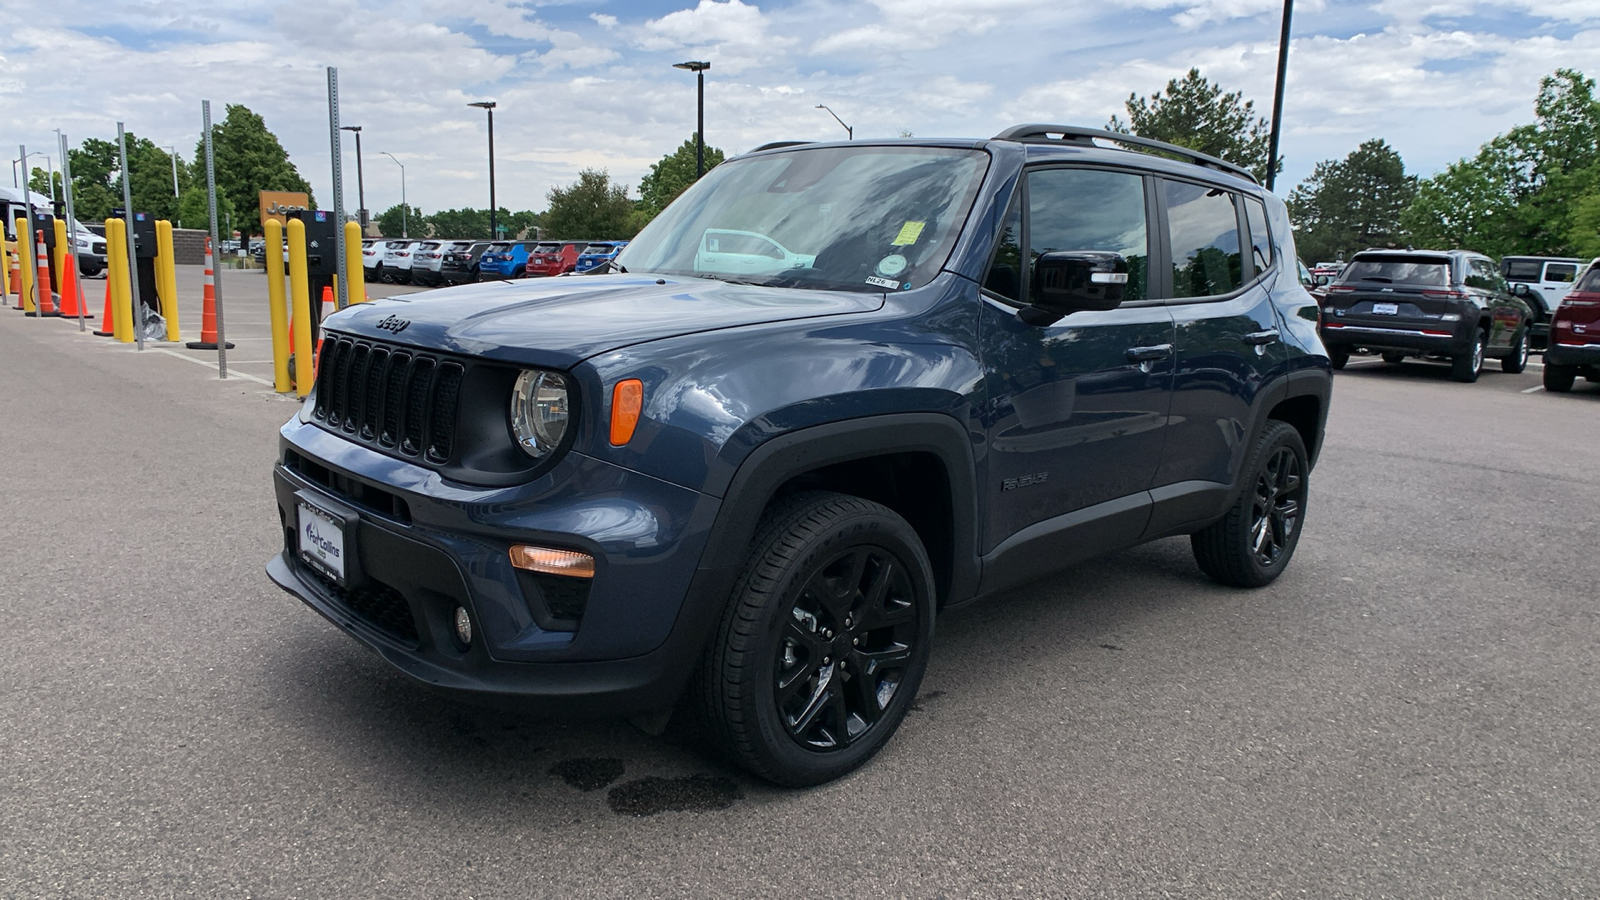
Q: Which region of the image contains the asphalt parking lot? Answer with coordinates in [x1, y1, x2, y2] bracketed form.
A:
[3, 291, 1598, 898]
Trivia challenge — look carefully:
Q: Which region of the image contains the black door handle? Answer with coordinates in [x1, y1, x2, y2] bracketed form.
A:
[1126, 344, 1173, 363]
[1244, 329, 1281, 345]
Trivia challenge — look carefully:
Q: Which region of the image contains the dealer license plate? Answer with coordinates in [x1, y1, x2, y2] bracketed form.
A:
[1372, 302, 1399, 315]
[297, 500, 347, 586]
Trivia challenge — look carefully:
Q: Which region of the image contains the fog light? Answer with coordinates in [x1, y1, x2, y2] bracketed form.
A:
[454, 606, 472, 646]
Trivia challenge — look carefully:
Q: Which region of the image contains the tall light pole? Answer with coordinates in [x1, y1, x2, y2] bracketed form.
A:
[673, 61, 710, 177]
[1265, 0, 1293, 191]
[468, 101, 497, 238]
[167, 146, 180, 197]
[12, 151, 43, 188]
[379, 151, 407, 238]
[341, 125, 366, 228]
[815, 104, 853, 140]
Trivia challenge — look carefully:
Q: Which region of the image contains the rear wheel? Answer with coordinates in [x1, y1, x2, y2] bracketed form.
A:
[1451, 330, 1485, 383]
[697, 491, 935, 787]
[1501, 328, 1529, 374]
[1191, 421, 1309, 588]
[1328, 347, 1349, 370]
[1381, 351, 1406, 364]
[1544, 363, 1576, 393]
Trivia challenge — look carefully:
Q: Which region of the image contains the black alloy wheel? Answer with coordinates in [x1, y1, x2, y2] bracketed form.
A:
[697, 491, 935, 787]
[774, 544, 919, 751]
[1192, 420, 1309, 588]
[1451, 330, 1485, 382]
[1544, 363, 1576, 393]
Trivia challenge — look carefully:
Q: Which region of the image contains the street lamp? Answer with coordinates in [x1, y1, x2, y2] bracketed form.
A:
[673, 61, 711, 177]
[12, 150, 45, 191]
[167, 146, 180, 197]
[1264, 0, 1294, 191]
[815, 104, 853, 140]
[468, 101, 497, 239]
[341, 125, 367, 228]
[379, 151, 407, 238]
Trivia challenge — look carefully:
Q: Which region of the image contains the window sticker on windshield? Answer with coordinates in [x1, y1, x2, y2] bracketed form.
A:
[865, 275, 901, 289]
[891, 221, 926, 246]
[876, 254, 908, 277]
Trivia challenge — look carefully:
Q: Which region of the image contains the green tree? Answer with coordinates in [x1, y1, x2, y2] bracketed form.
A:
[27, 167, 61, 200]
[423, 207, 540, 239]
[1288, 139, 1416, 263]
[1108, 67, 1277, 183]
[376, 203, 423, 239]
[1402, 68, 1600, 257]
[196, 105, 314, 238]
[637, 134, 726, 219]
[64, 134, 190, 223]
[176, 184, 237, 235]
[542, 169, 639, 240]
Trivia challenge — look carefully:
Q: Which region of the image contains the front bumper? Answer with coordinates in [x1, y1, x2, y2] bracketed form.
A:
[1544, 341, 1600, 368]
[267, 420, 729, 715]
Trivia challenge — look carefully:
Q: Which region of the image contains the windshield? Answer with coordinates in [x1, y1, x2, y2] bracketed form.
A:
[1342, 256, 1450, 286]
[617, 145, 989, 292]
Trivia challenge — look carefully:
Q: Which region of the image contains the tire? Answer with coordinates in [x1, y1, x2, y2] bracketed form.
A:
[1328, 347, 1349, 370]
[1191, 421, 1309, 588]
[1544, 363, 1576, 393]
[1501, 328, 1529, 374]
[696, 491, 936, 787]
[1450, 330, 1486, 383]
[1381, 351, 1406, 364]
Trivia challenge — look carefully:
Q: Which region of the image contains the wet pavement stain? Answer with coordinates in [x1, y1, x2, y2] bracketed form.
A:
[910, 689, 946, 711]
[1099, 643, 1124, 651]
[606, 774, 742, 817]
[550, 757, 626, 792]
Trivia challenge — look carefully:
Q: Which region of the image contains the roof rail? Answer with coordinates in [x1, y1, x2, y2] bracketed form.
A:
[751, 140, 812, 152]
[992, 125, 1258, 184]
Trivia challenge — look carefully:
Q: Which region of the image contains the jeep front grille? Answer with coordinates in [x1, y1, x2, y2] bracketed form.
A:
[311, 335, 465, 465]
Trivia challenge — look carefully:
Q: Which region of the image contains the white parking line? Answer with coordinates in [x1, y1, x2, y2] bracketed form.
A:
[1522, 385, 1545, 394]
[151, 348, 275, 386]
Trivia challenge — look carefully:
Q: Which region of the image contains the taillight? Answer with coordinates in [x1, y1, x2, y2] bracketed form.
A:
[1328, 285, 1354, 293]
[1421, 289, 1467, 299]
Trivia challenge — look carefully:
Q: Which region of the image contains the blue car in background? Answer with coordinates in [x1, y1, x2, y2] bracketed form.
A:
[479, 241, 535, 279]
[574, 241, 628, 273]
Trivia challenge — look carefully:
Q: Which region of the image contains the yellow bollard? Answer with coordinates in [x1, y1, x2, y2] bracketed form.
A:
[106, 219, 134, 343]
[288, 219, 315, 397]
[15, 217, 37, 314]
[154, 220, 177, 341]
[265, 219, 292, 393]
[52, 219, 71, 312]
[1, 233, 11, 301]
[343, 220, 367, 306]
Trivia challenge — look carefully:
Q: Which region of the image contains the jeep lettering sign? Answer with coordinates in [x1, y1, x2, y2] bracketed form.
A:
[259, 191, 312, 230]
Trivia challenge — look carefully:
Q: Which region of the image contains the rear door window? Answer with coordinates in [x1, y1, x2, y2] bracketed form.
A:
[1163, 180, 1242, 298]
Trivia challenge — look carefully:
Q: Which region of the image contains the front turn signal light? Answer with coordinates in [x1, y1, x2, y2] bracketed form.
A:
[610, 378, 643, 446]
[510, 545, 596, 579]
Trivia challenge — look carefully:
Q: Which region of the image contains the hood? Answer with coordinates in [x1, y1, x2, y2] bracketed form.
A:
[325, 273, 885, 368]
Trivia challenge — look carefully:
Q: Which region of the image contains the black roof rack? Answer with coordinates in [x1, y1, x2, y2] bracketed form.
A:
[751, 140, 812, 152]
[992, 125, 1258, 184]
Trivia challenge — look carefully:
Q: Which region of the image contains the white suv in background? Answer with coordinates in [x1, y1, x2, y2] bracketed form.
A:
[410, 240, 470, 287]
[361, 239, 383, 282]
[379, 240, 421, 284]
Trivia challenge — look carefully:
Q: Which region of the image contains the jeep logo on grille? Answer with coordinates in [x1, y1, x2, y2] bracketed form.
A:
[375, 315, 411, 334]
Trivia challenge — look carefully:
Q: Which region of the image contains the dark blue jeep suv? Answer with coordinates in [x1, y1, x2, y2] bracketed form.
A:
[268, 126, 1332, 786]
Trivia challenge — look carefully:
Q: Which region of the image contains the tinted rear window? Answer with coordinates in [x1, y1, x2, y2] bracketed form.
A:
[583, 244, 615, 254]
[532, 243, 562, 253]
[1573, 264, 1600, 293]
[1343, 256, 1450, 286]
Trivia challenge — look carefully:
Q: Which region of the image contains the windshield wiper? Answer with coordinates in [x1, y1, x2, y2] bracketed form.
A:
[587, 258, 627, 274]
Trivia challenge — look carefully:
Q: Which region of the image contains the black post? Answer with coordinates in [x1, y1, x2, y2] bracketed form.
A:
[353, 130, 366, 226]
[487, 109, 497, 239]
[696, 69, 705, 178]
[1265, 0, 1293, 191]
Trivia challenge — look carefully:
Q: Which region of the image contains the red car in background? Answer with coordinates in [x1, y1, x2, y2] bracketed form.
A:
[1543, 257, 1600, 393]
[524, 241, 583, 277]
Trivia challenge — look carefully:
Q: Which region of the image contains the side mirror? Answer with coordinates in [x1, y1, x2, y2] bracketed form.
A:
[1512, 283, 1531, 297]
[1019, 251, 1128, 326]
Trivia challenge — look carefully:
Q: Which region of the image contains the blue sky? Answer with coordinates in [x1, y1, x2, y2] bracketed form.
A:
[2, 0, 1597, 220]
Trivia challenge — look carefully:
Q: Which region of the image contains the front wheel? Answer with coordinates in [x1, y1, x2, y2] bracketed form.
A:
[1544, 363, 1576, 393]
[1501, 328, 1529, 374]
[1191, 421, 1309, 588]
[697, 492, 936, 787]
[1451, 330, 1486, 383]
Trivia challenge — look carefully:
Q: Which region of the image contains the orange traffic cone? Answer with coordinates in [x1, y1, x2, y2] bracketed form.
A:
[92, 278, 116, 336]
[186, 238, 233, 349]
[55, 259, 91, 319]
[27, 231, 60, 317]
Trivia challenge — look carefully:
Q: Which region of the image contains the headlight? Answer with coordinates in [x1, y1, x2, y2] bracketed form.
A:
[510, 370, 570, 458]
